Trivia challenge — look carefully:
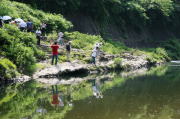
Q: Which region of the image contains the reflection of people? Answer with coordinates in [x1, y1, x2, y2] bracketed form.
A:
[51, 85, 64, 107]
[36, 108, 47, 114]
[59, 91, 64, 107]
[67, 86, 73, 106]
[51, 85, 59, 105]
[92, 79, 103, 99]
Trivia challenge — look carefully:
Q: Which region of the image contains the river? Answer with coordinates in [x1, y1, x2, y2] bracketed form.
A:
[0, 64, 180, 119]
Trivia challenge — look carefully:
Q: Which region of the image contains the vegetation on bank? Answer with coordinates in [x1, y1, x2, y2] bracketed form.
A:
[0, 0, 72, 78]
[13, 0, 180, 31]
[0, 0, 173, 80]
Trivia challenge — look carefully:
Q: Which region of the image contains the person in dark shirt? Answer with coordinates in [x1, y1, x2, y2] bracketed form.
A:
[26, 20, 33, 32]
[66, 41, 71, 62]
[0, 19, 3, 28]
[51, 41, 60, 65]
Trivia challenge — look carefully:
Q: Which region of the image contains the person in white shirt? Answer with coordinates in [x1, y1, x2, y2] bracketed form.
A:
[41, 23, 47, 36]
[19, 21, 27, 31]
[36, 29, 42, 45]
[57, 32, 64, 46]
[91, 47, 99, 65]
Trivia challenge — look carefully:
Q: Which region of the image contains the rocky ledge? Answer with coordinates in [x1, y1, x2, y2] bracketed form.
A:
[33, 52, 162, 80]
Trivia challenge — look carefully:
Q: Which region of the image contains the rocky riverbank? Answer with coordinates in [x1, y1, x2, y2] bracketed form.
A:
[3, 51, 165, 84]
[32, 52, 165, 83]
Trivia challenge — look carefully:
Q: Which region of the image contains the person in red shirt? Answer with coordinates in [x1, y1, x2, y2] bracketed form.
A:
[51, 42, 59, 65]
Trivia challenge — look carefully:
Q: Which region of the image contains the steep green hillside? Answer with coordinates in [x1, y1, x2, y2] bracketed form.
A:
[13, 0, 180, 48]
[0, 0, 173, 80]
[0, 0, 72, 78]
[13, 0, 180, 32]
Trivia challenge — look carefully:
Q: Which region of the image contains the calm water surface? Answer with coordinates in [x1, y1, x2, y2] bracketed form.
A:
[0, 65, 180, 119]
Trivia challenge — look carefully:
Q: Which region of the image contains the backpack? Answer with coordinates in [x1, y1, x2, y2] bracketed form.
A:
[27, 22, 33, 29]
[66, 44, 71, 51]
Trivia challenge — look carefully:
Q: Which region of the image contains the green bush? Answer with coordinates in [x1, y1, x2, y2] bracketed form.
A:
[0, 58, 18, 79]
[155, 47, 170, 60]
[145, 47, 170, 65]
[7, 44, 36, 73]
[113, 58, 123, 69]
[0, 25, 43, 73]
[65, 32, 103, 50]
[102, 40, 128, 54]
[163, 39, 180, 60]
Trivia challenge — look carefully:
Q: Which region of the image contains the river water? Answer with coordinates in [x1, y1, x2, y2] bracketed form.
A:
[0, 64, 180, 119]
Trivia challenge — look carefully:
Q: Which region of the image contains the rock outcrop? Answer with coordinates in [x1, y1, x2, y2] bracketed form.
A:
[33, 52, 154, 81]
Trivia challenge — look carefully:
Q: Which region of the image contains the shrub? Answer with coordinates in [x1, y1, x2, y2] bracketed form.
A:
[65, 32, 128, 55]
[65, 32, 103, 50]
[113, 58, 123, 69]
[0, 25, 43, 74]
[155, 47, 170, 60]
[0, 58, 18, 79]
[102, 40, 128, 54]
[163, 39, 180, 60]
[146, 47, 170, 65]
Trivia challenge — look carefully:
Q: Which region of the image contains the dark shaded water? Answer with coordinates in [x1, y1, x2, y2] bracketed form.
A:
[0, 65, 180, 119]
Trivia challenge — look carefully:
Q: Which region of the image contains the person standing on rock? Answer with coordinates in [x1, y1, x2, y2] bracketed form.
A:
[51, 41, 60, 65]
[66, 41, 71, 62]
[91, 47, 99, 65]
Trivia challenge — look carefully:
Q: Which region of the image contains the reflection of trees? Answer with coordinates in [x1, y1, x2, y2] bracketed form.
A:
[64, 66, 180, 119]
[0, 81, 72, 119]
[1, 65, 180, 119]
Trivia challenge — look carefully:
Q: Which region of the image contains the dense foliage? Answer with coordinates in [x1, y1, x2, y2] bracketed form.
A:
[163, 39, 180, 59]
[0, 25, 42, 74]
[65, 31, 128, 54]
[12, 0, 180, 30]
[0, 0, 73, 78]
[0, 0, 176, 79]
[0, 0, 73, 32]
[0, 58, 18, 79]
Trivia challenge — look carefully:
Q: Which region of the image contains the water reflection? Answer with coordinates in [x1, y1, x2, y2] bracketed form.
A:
[0, 65, 180, 119]
[51, 85, 64, 107]
[91, 79, 103, 99]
